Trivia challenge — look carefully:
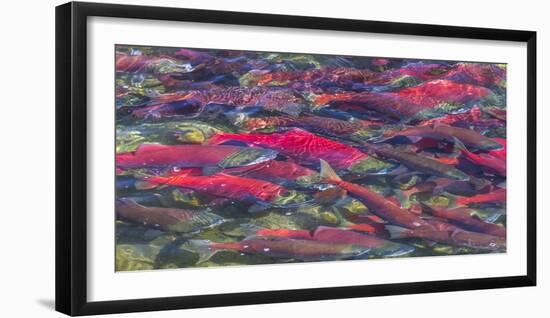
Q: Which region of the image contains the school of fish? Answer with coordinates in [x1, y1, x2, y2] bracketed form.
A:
[115, 45, 506, 271]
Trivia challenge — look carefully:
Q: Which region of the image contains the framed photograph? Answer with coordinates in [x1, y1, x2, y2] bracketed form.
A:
[55, 1, 536, 316]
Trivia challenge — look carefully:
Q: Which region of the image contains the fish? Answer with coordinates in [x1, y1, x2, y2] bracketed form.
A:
[183, 237, 373, 264]
[394, 62, 505, 87]
[116, 53, 194, 74]
[144, 87, 309, 116]
[117, 99, 204, 120]
[421, 204, 505, 237]
[386, 224, 506, 251]
[239, 67, 392, 89]
[221, 160, 320, 187]
[361, 143, 487, 188]
[487, 138, 507, 161]
[239, 113, 380, 138]
[453, 137, 506, 176]
[240, 225, 413, 256]
[455, 188, 506, 206]
[116, 143, 277, 172]
[443, 63, 506, 87]
[115, 198, 225, 233]
[482, 107, 507, 121]
[392, 62, 452, 81]
[417, 106, 484, 126]
[207, 128, 393, 173]
[313, 80, 495, 120]
[144, 172, 290, 205]
[381, 123, 503, 151]
[319, 159, 434, 230]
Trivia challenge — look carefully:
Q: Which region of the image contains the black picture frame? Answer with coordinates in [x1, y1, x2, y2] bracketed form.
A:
[55, 1, 537, 316]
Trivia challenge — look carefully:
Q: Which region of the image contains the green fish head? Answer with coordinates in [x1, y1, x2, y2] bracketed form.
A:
[219, 148, 278, 169]
[348, 157, 396, 174]
[271, 190, 310, 206]
[295, 173, 321, 186]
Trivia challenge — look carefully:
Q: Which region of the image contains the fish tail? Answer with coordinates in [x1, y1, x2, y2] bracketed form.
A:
[131, 170, 160, 190]
[469, 177, 491, 191]
[115, 197, 142, 209]
[452, 136, 470, 156]
[418, 201, 439, 216]
[385, 225, 413, 239]
[181, 240, 219, 264]
[238, 223, 264, 238]
[392, 188, 414, 209]
[319, 159, 342, 184]
[279, 103, 303, 117]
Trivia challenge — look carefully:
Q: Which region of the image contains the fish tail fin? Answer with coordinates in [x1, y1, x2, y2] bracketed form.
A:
[393, 188, 414, 209]
[319, 159, 342, 184]
[452, 136, 469, 155]
[280, 103, 303, 117]
[181, 240, 219, 264]
[469, 177, 491, 191]
[115, 197, 142, 209]
[247, 201, 273, 214]
[385, 225, 412, 239]
[418, 201, 437, 215]
[238, 223, 264, 238]
[134, 181, 159, 190]
[130, 170, 160, 190]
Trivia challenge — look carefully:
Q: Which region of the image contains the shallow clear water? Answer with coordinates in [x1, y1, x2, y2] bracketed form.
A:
[115, 45, 506, 271]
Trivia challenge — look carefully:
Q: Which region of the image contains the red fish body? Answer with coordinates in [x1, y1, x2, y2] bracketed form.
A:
[311, 226, 413, 256]
[444, 63, 505, 87]
[319, 160, 434, 230]
[455, 188, 506, 206]
[418, 106, 483, 126]
[454, 138, 506, 176]
[250, 226, 413, 257]
[487, 138, 507, 161]
[386, 223, 505, 251]
[314, 80, 494, 120]
[208, 129, 370, 170]
[222, 160, 319, 186]
[146, 173, 288, 203]
[116, 143, 277, 170]
[395, 80, 493, 108]
[116, 54, 155, 72]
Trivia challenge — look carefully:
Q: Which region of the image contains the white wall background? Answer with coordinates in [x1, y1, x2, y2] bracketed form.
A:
[0, 0, 546, 317]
